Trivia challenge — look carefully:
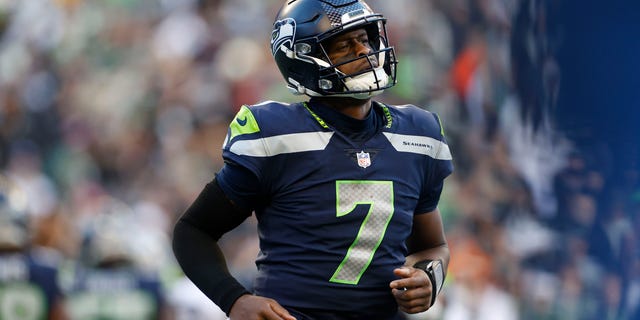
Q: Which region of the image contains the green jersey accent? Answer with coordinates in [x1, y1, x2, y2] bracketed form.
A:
[229, 105, 260, 141]
[302, 102, 330, 129]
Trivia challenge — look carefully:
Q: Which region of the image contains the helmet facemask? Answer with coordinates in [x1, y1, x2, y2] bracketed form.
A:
[314, 20, 397, 99]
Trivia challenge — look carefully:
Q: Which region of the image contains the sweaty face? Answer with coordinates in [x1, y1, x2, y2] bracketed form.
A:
[324, 28, 378, 75]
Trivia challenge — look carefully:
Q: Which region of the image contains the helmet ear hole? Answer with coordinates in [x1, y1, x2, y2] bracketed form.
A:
[295, 43, 312, 55]
[319, 79, 333, 90]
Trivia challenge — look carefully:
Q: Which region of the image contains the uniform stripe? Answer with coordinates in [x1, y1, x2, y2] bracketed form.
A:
[383, 132, 452, 160]
[229, 131, 334, 157]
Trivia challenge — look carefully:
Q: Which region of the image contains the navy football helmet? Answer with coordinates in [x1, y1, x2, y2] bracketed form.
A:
[271, 0, 397, 99]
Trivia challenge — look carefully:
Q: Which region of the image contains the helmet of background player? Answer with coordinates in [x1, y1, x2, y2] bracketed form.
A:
[80, 201, 137, 268]
[0, 175, 29, 251]
[271, 0, 398, 99]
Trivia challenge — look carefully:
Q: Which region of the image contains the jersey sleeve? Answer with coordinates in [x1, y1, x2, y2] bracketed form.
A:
[215, 163, 261, 211]
[217, 105, 269, 210]
[415, 112, 454, 214]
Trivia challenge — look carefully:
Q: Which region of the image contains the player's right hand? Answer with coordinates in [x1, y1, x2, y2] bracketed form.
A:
[229, 294, 297, 320]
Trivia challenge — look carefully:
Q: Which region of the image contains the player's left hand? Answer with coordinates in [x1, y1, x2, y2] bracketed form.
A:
[389, 267, 433, 314]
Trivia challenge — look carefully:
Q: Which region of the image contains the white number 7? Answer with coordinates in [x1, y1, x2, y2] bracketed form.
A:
[330, 180, 395, 285]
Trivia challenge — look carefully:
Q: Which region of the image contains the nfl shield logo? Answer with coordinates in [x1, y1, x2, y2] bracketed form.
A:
[357, 151, 371, 168]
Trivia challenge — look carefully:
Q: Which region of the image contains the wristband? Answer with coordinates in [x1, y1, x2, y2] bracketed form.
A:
[413, 259, 444, 307]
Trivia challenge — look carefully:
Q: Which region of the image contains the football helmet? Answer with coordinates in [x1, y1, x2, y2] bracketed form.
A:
[271, 0, 397, 99]
[80, 200, 137, 268]
[0, 175, 29, 250]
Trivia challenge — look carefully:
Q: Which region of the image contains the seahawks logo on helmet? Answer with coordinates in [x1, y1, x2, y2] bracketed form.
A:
[271, 18, 296, 56]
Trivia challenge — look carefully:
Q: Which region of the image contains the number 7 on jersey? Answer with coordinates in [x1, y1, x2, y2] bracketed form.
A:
[330, 180, 395, 285]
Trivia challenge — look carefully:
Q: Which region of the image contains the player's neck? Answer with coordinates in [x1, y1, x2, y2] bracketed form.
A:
[311, 97, 372, 120]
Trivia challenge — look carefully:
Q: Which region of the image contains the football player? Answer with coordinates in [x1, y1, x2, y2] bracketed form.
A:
[172, 0, 453, 319]
[0, 174, 67, 320]
[62, 206, 170, 320]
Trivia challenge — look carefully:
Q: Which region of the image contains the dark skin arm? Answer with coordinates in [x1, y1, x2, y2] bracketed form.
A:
[389, 208, 450, 314]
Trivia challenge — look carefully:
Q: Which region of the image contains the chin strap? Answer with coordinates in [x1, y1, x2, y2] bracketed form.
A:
[342, 66, 389, 98]
[341, 41, 390, 98]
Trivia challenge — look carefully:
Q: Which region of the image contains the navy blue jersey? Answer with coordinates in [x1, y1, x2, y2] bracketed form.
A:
[0, 251, 63, 320]
[63, 266, 164, 320]
[217, 100, 453, 317]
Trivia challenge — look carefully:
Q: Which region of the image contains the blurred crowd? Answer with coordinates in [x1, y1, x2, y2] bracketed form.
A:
[0, 0, 638, 319]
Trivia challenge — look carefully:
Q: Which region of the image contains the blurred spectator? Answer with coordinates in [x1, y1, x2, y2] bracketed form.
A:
[443, 236, 519, 320]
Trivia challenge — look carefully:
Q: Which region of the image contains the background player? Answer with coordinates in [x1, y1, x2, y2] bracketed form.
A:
[62, 207, 171, 320]
[0, 174, 67, 320]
